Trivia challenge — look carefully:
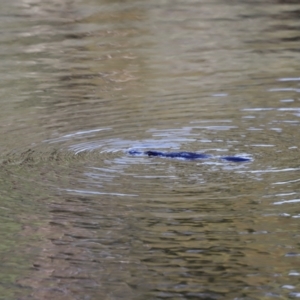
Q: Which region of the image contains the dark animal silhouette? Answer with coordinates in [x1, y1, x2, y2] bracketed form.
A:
[128, 150, 251, 162]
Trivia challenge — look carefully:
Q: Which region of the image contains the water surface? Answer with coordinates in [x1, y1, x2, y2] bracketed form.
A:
[0, 0, 300, 299]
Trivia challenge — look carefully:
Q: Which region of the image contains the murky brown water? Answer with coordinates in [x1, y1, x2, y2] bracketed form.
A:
[1, 0, 300, 299]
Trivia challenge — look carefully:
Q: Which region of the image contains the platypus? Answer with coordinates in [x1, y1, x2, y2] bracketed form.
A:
[128, 150, 251, 162]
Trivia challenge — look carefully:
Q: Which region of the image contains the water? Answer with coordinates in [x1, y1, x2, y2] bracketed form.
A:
[0, 0, 300, 299]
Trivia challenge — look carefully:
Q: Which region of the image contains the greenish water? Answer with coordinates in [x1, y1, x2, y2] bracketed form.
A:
[0, 0, 300, 299]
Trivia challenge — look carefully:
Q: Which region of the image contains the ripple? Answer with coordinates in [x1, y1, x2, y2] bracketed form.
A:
[290, 292, 300, 298]
[289, 272, 300, 276]
[237, 168, 300, 174]
[45, 128, 111, 144]
[278, 78, 300, 82]
[269, 88, 300, 92]
[280, 99, 294, 103]
[62, 188, 137, 197]
[274, 199, 300, 205]
[273, 178, 300, 185]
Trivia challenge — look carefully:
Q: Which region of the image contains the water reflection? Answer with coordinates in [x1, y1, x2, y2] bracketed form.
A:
[0, 0, 300, 299]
